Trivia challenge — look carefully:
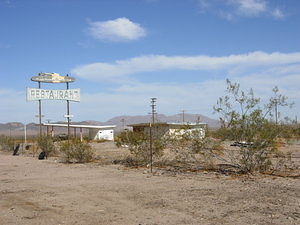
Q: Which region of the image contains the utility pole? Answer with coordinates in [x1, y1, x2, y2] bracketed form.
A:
[121, 118, 125, 130]
[181, 110, 185, 123]
[149, 97, 157, 173]
[151, 98, 157, 124]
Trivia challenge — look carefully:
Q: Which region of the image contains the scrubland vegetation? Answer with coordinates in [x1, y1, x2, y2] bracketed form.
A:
[0, 80, 299, 225]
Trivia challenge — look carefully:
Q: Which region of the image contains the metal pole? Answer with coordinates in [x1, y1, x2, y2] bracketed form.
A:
[121, 118, 125, 130]
[149, 97, 157, 173]
[151, 99, 156, 124]
[38, 81, 42, 137]
[66, 78, 70, 139]
[24, 124, 27, 145]
[149, 121, 153, 173]
[46, 119, 50, 136]
[181, 110, 185, 123]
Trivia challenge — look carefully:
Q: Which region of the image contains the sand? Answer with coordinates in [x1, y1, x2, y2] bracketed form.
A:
[0, 142, 299, 225]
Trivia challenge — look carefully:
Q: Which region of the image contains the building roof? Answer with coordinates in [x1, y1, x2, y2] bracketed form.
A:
[42, 123, 116, 129]
[128, 122, 207, 127]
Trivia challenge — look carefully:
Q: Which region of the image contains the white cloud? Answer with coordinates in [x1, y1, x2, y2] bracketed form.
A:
[68, 51, 300, 121]
[229, 0, 267, 16]
[68, 80, 226, 122]
[219, 11, 234, 21]
[87, 17, 147, 42]
[272, 8, 284, 19]
[197, 0, 210, 13]
[72, 52, 300, 82]
[68, 72, 299, 122]
[198, 0, 209, 8]
[2, 69, 299, 123]
[2, 52, 300, 123]
[197, 0, 285, 20]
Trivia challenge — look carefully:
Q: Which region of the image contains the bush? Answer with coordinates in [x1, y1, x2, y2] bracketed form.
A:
[116, 130, 165, 166]
[166, 128, 200, 162]
[213, 80, 293, 174]
[59, 139, 95, 163]
[36, 135, 56, 156]
[166, 128, 222, 167]
[0, 135, 15, 152]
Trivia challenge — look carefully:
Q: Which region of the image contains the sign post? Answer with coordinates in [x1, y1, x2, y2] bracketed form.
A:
[28, 73, 79, 138]
[38, 81, 42, 136]
[66, 76, 70, 138]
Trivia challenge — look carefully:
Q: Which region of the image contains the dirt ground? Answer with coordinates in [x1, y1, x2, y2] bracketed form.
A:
[0, 142, 299, 225]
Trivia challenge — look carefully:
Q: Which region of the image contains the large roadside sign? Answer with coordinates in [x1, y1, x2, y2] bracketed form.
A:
[27, 88, 80, 102]
[31, 72, 75, 83]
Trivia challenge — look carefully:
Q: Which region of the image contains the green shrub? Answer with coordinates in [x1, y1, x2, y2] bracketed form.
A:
[0, 135, 15, 152]
[36, 135, 56, 156]
[214, 80, 293, 174]
[59, 139, 95, 163]
[116, 130, 165, 166]
[166, 128, 222, 165]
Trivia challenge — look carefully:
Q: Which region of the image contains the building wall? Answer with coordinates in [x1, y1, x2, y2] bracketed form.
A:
[89, 128, 114, 141]
[142, 126, 169, 139]
[168, 128, 205, 138]
[132, 124, 206, 139]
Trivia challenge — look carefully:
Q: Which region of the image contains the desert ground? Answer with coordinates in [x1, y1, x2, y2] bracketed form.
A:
[0, 142, 299, 225]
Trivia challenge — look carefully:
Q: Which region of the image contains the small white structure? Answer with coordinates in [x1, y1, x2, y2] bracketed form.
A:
[128, 122, 207, 139]
[88, 126, 115, 141]
[43, 123, 116, 141]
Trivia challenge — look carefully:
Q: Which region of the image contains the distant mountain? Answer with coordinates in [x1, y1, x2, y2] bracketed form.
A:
[0, 114, 220, 137]
[0, 122, 23, 131]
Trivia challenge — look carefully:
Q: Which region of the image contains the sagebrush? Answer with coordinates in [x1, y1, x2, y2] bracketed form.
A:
[116, 130, 165, 165]
[59, 139, 95, 163]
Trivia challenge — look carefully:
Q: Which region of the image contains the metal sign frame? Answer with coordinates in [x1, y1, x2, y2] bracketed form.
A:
[31, 72, 75, 83]
[29, 72, 78, 137]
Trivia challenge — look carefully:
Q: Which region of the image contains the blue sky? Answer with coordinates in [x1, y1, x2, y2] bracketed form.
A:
[0, 0, 299, 124]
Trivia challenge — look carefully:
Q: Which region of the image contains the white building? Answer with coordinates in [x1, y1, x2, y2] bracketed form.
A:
[43, 123, 116, 141]
[128, 122, 207, 139]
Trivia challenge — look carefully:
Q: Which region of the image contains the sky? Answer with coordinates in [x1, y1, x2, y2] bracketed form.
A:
[0, 0, 300, 124]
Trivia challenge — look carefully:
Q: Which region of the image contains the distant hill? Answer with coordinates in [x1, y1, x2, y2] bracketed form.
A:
[0, 114, 220, 137]
[0, 122, 39, 137]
